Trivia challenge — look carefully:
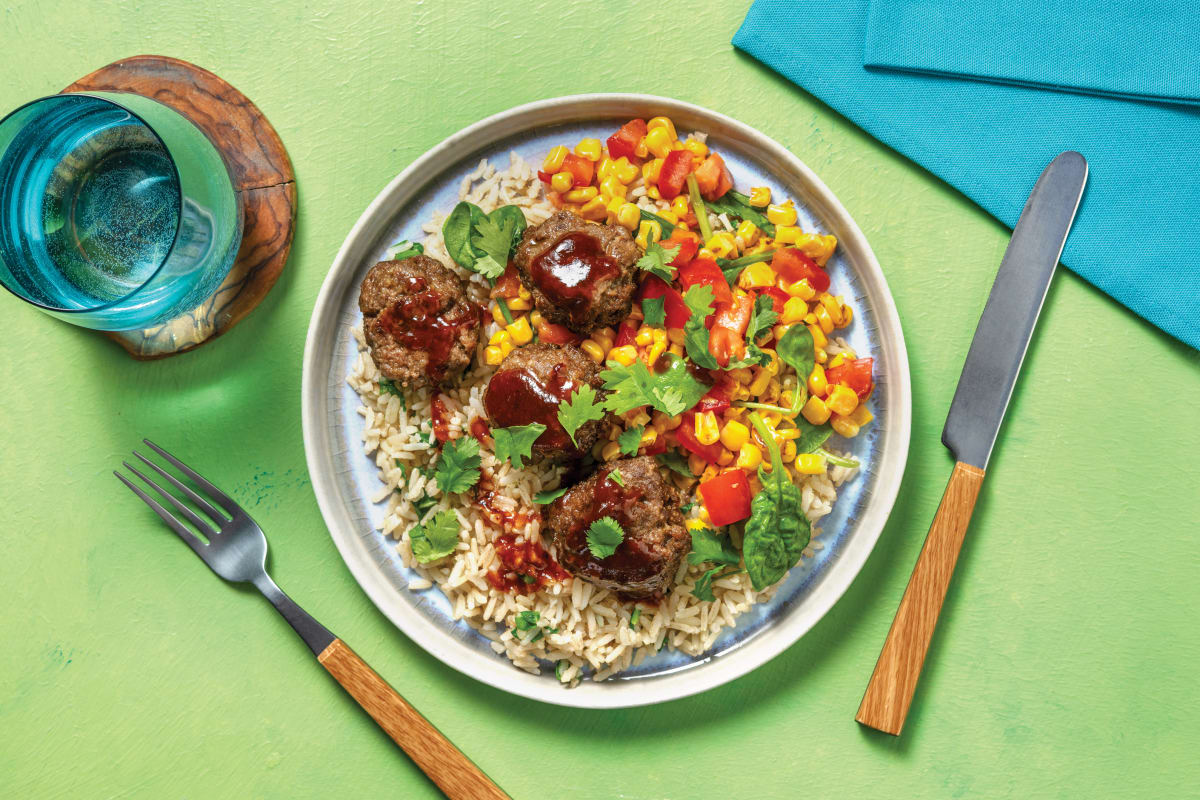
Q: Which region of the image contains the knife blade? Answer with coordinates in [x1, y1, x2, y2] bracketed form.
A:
[856, 151, 1087, 735]
[942, 151, 1089, 468]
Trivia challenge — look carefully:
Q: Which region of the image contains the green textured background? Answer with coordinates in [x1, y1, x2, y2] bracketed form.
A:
[2, 2, 1198, 798]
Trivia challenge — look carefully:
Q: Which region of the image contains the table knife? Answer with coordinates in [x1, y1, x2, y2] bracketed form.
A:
[856, 151, 1088, 736]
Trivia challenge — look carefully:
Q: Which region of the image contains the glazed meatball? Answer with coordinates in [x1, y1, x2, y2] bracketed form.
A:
[546, 456, 689, 598]
[358, 256, 481, 387]
[513, 210, 639, 334]
[483, 342, 603, 461]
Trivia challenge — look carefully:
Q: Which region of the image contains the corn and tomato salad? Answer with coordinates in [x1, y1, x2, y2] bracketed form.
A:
[488, 116, 874, 530]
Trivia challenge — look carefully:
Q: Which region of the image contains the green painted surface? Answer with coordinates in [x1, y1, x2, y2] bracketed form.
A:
[2, 3, 1198, 798]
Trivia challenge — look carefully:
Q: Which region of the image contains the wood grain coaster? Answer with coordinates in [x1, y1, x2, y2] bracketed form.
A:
[62, 55, 296, 359]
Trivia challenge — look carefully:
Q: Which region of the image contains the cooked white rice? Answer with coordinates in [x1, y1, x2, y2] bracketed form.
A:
[346, 152, 859, 685]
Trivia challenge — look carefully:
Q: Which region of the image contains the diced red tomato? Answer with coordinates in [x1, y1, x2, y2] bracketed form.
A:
[675, 416, 724, 464]
[693, 152, 733, 200]
[490, 262, 522, 299]
[641, 436, 668, 456]
[606, 118, 647, 162]
[560, 153, 594, 188]
[709, 327, 741, 368]
[615, 320, 638, 347]
[708, 293, 754, 367]
[825, 357, 874, 399]
[638, 275, 690, 329]
[659, 229, 700, 266]
[536, 170, 552, 184]
[536, 318, 579, 345]
[760, 285, 790, 314]
[771, 248, 830, 293]
[699, 469, 753, 527]
[656, 149, 693, 200]
[677, 258, 732, 309]
[694, 382, 732, 415]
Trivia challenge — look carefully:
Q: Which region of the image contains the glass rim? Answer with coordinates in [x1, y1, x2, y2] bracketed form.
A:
[0, 92, 185, 314]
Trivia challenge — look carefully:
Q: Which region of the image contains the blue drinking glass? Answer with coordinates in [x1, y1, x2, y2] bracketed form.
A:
[0, 93, 242, 331]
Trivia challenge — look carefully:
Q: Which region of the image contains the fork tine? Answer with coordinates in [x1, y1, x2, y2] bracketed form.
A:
[123, 461, 218, 539]
[133, 451, 228, 525]
[114, 471, 206, 554]
[142, 439, 241, 517]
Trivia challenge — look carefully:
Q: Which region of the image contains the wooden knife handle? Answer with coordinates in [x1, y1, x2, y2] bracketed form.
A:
[318, 639, 510, 800]
[856, 461, 986, 735]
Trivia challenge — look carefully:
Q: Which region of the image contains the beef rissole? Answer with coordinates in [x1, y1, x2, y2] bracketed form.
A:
[358, 255, 481, 387]
[546, 456, 690, 598]
[482, 341, 604, 461]
[513, 210, 639, 334]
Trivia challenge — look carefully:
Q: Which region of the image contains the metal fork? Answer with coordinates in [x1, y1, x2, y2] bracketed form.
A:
[115, 440, 508, 800]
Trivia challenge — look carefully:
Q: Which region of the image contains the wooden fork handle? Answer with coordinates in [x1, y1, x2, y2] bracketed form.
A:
[318, 639, 510, 800]
[856, 461, 986, 735]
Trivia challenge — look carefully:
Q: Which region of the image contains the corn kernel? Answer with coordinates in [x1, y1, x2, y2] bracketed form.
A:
[748, 368, 771, 396]
[801, 396, 831, 425]
[507, 296, 532, 311]
[773, 225, 801, 245]
[645, 340, 667, 366]
[670, 195, 690, 218]
[647, 116, 678, 141]
[499, 340, 514, 358]
[735, 443, 762, 470]
[600, 175, 627, 199]
[781, 278, 816, 301]
[808, 364, 828, 397]
[738, 262, 777, 289]
[795, 233, 837, 266]
[635, 220, 662, 249]
[700, 464, 720, 484]
[615, 202, 640, 231]
[830, 415, 860, 438]
[685, 517, 709, 532]
[564, 186, 598, 204]
[550, 170, 574, 193]
[828, 352, 847, 370]
[683, 136, 708, 158]
[780, 440, 797, 463]
[643, 158, 663, 185]
[581, 340, 605, 363]
[596, 156, 615, 181]
[687, 453, 707, 476]
[720, 420, 750, 451]
[634, 326, 654, 347]
[668, 343, 684, 358]
[543, 145, 568, 173]
[574, 138, 602, 161]
[813, 303, 835, 335]
[780, 297, 808, 325]
[592, 327, 615, 351]
[484, 345, 504, 365]
[762, 348, 780, 375]
[629, 409, 652, 427]
[826, 385, 859, 416]
[613, 156, 639, 184]
[807, 323, 828, 350]
[762, 379, 781, 404]
[644, 126, 673, 159]
[694, 411, 720, 446]
[639, 428, 658, 449]
[849, 403, 874, 427]
[506, 316, 533, 345]
[705, 233, 737, 259]
[748, 186, 771, 207]
[530, 310, 544, 327]
[489, 329, 512, 348]
[735, 220, 759, 247]
[579, 196, 606, 221]
[715, 448, 733, 466]
[818, 293, 841, 324]
[601, 441, 622, 461]
[729, 367, 753, 385]
[654, 210, 677, 225]
[795, 453, 826, 474]
[766, 202, 798, 227]
[816, 348, 828, 365]
[772, 324, 790, 343]
[608, 344, 638, 366]
[490, 304, 508, 326]
[775, 427, 801, 441]
[841, 303, 854, 326]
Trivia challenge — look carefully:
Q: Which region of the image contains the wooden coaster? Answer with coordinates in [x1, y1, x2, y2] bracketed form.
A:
[62, 55, 296, 359]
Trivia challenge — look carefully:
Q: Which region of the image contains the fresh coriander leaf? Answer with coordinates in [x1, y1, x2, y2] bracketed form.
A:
[680, 500, 696, 514]
[514, 610, 541, 631]
[413, 495, 438, 518]
[492, 423, 546, 469]
[692, 566, 737, 602]
[618, 425, 645, 456]
[706, 190, 776, 237]
[471, 206, 526, 280]
[520, 573, 536, 584]
[530, 629, 545, 643]
[433, 436, 481, 495]
[687, 527, 741, 567]
[636, 241, 681, 283]
[630, 607, 641, 629]
[641, 296, 666, 328]
[600, 355, 708, 417]
[416, 430, 434, 447]
[557, 385, 606, 447]
[386, 239, 424, 260]
[657, 449, 693, 477]
[533, 486, 568, 504]
[472, 253, 505, 281]
[742, 412, 810, 590]
[608, 468, 625, 487]
[682, 284, 719, 370]
[585, 516, 625, 559]
[409, 509, 460, 563]
[378, 377, 404, 399]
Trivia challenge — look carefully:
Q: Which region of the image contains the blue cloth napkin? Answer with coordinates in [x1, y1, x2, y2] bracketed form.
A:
[733, 0, 1200, 350]
[865, 0, 1200, 105]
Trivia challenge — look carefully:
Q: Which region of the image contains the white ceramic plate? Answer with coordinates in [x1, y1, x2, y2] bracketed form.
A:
[302, 94, 911, 708]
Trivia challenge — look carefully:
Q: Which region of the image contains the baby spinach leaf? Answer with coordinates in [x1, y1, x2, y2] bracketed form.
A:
[797, 419, 833, 454]
[742, 412, 810, 590]
[443, 201, 486, 269]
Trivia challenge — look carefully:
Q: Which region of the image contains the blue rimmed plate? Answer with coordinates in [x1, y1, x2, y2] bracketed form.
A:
[301, 95, 911, 708]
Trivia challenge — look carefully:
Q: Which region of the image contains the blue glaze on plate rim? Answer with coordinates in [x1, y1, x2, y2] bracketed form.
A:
[303, 95, 910, 708]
